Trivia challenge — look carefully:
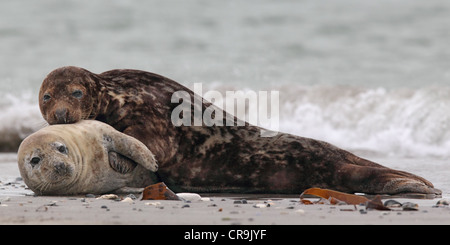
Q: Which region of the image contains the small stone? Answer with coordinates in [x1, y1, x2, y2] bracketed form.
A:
[101, 205, 108, 209]
[97, 194, 119, 200]
[402, 202, 419, 211]
[127, 194, 137, 200]
[383, 199, 402, 208]
[253, 203, 268, 208]
[294, 209, 305, 214]
[176, 193, 202, 202]
[436, 199, 449, 206]
[145, 202, 161, 206]
[121, 197, 134, 203]
[181, 204, 190, 208]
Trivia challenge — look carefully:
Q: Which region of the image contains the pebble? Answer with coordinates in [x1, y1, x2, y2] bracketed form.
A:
[97, 194, 119, 200]
[402, 202, 419, 211]
[436, 199, 449, 206]
[253, 203, 269, 208]
[127, 194, 137, 200]
[181, 204, 190, 208]
[121, 197, 134, 203]
[176, 193, 202, 202]
[294, 209, 305, 215]
[234, 199, 248, 204]
[383, 200, 402, 208]
[145, 202, 162, 206]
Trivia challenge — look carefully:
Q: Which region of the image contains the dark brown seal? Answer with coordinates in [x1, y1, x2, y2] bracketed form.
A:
[38, 66, 441, 195]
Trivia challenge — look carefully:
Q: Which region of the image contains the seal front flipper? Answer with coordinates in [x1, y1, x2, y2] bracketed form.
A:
[103, 130, 158, 172]
[108, 152, 137, 174]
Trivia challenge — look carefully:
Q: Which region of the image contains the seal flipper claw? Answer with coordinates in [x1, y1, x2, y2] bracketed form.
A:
[103, 130, 158, 172]
[108, 152, 137, 174]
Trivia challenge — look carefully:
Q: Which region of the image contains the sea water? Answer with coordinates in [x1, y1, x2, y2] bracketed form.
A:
[0, 0, 449, 196]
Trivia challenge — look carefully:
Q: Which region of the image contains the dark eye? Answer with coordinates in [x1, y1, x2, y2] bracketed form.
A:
[72, 90, 83, 99]
[30, 157, 41, 167]
[57, 145, 68, 154]
[43, 94, 51, 102]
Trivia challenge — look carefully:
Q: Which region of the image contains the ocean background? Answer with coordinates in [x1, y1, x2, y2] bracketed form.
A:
[0, 0, 449, 195]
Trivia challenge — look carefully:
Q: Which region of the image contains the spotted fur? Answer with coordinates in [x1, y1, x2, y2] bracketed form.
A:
[38, 66, 441, 195]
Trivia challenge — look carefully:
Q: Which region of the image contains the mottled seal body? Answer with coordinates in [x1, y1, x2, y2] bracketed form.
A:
[38, 66, 441, 195]
[17, 120, 158, 195]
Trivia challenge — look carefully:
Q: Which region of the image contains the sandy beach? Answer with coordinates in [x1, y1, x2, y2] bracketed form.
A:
[0, 194, 450, 225]
[1, 153, 449, 225]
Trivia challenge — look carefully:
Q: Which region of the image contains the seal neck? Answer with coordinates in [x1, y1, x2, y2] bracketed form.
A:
[88, 76, 109, 121]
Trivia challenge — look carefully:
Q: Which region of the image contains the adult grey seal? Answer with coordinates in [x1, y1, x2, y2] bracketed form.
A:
[17, 120, 158, 195]
[37, 66, 441, 195]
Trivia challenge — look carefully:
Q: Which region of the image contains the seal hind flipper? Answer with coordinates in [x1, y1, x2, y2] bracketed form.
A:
[337, 163, 440, 195]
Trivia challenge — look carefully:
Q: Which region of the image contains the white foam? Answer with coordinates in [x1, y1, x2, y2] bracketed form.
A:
[0, 92, 45, 142]
[276, 85, 450, 158]
[1, 85, 449, 158]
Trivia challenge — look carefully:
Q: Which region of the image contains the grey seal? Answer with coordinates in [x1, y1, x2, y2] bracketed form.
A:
[17, 120, 158, 195]
[37, 66, 441, 196]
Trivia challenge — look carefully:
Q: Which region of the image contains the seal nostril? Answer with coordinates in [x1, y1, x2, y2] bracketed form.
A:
[54, 108, 68, 123]
[30, 157, 41, 167]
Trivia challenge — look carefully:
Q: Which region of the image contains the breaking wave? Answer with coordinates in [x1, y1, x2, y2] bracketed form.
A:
[1, 85, 449, 158]
[276, 85, 450, 158]
[0, 92, 46, 152]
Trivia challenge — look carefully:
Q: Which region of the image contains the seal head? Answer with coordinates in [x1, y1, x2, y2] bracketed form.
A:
[17, 120, 159, 195]
[39, 66, 100, 124]
[17, 132, 77, 195]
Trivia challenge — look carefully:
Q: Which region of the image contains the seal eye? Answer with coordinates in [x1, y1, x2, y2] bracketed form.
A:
[43, 94, 51, 102]
[72, 90, 83, 99]
[57, 145, 68, 154]
[30, 157, 41, 167]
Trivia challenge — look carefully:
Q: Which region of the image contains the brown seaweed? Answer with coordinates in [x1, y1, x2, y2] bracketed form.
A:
[141, 182, 180, 200]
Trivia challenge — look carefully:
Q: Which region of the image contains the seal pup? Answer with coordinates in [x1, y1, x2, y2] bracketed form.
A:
[38, 66, 441, 195]
[17, 120, 158, 195]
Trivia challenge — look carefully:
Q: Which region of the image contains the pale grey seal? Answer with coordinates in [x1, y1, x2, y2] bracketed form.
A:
[17, 120, 158, 195]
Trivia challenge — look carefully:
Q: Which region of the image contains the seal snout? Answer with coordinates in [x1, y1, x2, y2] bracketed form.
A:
[53, 162, 71, 176]
[54, 108, 69, 124]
